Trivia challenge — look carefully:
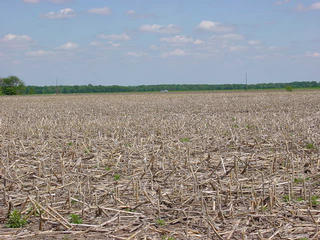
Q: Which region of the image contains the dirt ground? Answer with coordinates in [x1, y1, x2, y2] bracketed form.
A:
[0, 91, 320, 239]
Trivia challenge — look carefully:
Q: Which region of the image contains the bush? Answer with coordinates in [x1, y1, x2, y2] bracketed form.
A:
[0, 76, 25, 95]
[285, 85, 293, 92]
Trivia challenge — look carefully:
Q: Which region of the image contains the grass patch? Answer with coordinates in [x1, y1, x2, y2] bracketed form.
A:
[294, 178, 304, 184]
[69, 214, 83, 224]
[180, 138, 190, 143]
[114, 174, 121, 181]
[283, 195, 289, 202]
[156, 219, 166, 226]
[311, 196, 319, 206]
[6, 210, 27, 228]
[306, 143, 315, 150]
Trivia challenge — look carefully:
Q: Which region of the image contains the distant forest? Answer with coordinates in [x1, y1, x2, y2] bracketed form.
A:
[24, 81, 320, 94]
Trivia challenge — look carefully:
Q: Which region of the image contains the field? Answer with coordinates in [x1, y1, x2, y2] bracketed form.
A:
[0, 91, 320, 240]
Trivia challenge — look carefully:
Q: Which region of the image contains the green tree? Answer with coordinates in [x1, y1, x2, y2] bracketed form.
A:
[0, 76, 25, 95]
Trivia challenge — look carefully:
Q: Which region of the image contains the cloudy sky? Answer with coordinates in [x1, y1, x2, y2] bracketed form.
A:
[0, 0, 319, 86]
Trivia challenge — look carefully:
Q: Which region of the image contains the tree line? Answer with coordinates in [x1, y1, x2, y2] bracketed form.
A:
[1, 76, 320, 95]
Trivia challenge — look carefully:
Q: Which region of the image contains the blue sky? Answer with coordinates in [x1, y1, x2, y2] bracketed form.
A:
[0, 0, 319, 86]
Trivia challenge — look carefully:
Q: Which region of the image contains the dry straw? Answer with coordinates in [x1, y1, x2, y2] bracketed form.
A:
[0, 90, 319, 239]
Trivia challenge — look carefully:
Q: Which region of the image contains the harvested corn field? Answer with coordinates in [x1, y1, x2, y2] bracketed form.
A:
[0, 91, 320, 239]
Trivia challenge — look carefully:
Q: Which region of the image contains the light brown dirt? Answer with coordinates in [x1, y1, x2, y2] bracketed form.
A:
[0, 91, 319, 239]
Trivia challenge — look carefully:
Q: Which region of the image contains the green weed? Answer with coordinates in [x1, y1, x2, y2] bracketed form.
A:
[311, 196, 319, 206]
[306, 143, 315, 150]
[6, 209, 27, 228]
[180, 138, 190, 143]
[69, 214, 83, 224]
[156, 219, 166, 226]
[114, 174, 121, 181]
[283, 195, 289, 202]
[294, 178, 304, 184]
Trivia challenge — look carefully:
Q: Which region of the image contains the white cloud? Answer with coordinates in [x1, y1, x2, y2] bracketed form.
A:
[90, 41, 120, 48]
[160, 35, 203, 45]
[89, 41, 101, 47]
[50, 0, 72, 3]
[162, 49, 186, 58]
[150, 45, 158, 50]
[194, 39, 204, 45]
[127, 51, 147, 57]
[297, 2, 320, 11]
[23, 0, 72, 3]
[88, 7, 111, 15]
[108, 41, 120, 47]
[57, 42, 78, 50]
[126, 9, 153, 19]
[26, 50, 53, 56]
[23, 0, 40, 3]
[197, 20, 233, 32]
[127, 10, 136, 16]
[1, 33, 32, 42]
[275, 0, 290, 5]
[99, 33, 130, 41]
[306, 52, 320, 57]
[140, 24, 180, 34]
[216, 33, 244, 40]
[43, 8, 75, 19]
[229, 45, 247, 52]
[248, 40, 261, 45]
[310, 2, 320, 10]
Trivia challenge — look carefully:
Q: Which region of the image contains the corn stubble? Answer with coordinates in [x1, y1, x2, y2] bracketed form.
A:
[0, 91, 319, 239]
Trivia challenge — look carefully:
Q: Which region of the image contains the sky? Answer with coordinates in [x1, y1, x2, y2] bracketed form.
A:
[0, 0, 319, 86]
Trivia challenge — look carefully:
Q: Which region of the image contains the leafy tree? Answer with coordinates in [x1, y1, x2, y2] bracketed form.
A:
[0, 76, 25, 95]
[21, 81, 320, 95]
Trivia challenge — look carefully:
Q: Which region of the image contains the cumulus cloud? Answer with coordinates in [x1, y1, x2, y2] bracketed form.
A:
[108, 41, 120, 47]
[127, 10, 136, 16]
[24, 0, 72, 3]
[275, 0, 290, 5]
[88, 7, 111, 15]
[248, 40, 261, 45]
[306, 52, 320, 57]
[99, 33, 130, 41]
[160, 35, 203, 45]
[214, 33, 244, 40]
[50, 0, 72, 3]
[229, 45, 248, 52]
[162, 49, 186, 58]
[1, 34, 32, 42]
[297, 2, 320, 11]
[26, 50, 53, 56]
[310, 2, 320, 10]
[127, 51, 147, 57]
[43, 8, 75, 19]
[90, 41, 120, 48]
[23, 0, 40, 3]
[197, 20, 234, 32]
[140, 24, 180, 34]
[57, 42, 78, 50]
[126, 9, 154, 19]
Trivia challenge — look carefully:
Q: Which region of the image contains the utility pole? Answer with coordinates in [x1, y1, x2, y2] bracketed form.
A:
[55, 78, 58, 95]
[245, 72, 248, 90]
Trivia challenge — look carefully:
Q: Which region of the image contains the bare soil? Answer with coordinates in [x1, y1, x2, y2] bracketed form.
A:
[0, 91, 320, 239]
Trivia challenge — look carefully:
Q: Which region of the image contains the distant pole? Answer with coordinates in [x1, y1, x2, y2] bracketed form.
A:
[245, 72, 248, 90]
[56, 78, 58, 95]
